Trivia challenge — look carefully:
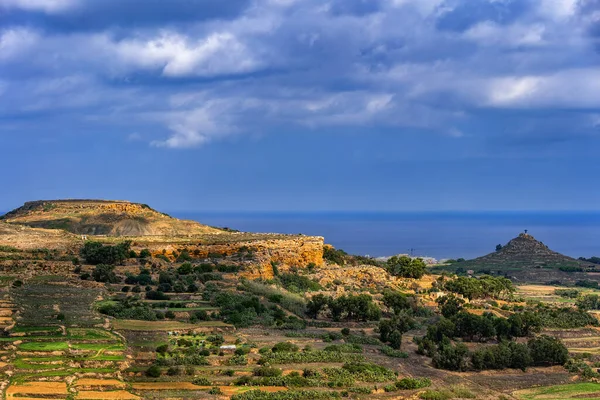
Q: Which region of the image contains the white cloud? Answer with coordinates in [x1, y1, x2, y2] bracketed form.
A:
[485, 69, 600, 108]
[0, 0, 76, 13]
[108, 31, 262, 77]
[152, 99, 239, 148]
[536, 0, 579, 20]
[464, 22, 547, 47]
[0, 28, 38, 60]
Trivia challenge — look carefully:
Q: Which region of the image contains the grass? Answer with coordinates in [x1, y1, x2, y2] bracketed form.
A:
[18, 341, 69, 351]
[67, 328, 117, 340]
[71, 342, 124, 351]
[112, 319, 230, 331]
[515, 383, 600, 400]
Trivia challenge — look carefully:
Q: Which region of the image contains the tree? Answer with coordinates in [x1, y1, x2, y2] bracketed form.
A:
[379, 312, 415, 349]
[382, 290, 413, 314]
[432, 340, 469, 371]
[81, 241, 131, 265]
[386, 256, 427, 279]
[146, 365, 161, 377]
[496, 244, 503, 252]
[177, 262, 193, 275]
[306, 294, 329, 319]
[92, 264, 120, 283]
[436, 294, 464, 318]
[528, 335, 568, 366]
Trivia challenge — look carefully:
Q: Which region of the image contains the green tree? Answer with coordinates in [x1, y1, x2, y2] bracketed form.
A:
[436, 294, 464, 318]
[386, 256, 427, 279]
[81, 241, 131, 265]
[92, 264, 120, 283]
[528, 335, 568, 366]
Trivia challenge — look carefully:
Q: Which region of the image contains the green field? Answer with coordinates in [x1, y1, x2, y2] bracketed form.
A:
[515, 383, 600, 400]
[18, 341, 69, 351]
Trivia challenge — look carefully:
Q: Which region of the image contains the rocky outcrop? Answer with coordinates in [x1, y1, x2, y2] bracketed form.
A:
[140, 235, 325, 279]
[2, 200, 222, 236]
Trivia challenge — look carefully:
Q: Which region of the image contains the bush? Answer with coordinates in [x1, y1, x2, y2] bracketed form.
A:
[232, 390, 341, 400]
[386, 256, 427, 279]
[193, 377, 212, 385]
[279, 273, 322, 292]
[323, 344, 363, 353]
[139, 249, 151, 258]
[528, 335, 569, 366]
[209, 387, 223, 395]
[81, 241, 131, 265]
[323, 247, 347, 265]
[555, 289, 579, 298]
[167, 366, 181, 376]
[145, 290, 170, 301]
[261, 351, 364, 365]
[419, 390, 452, 400]
[272, 342, 299, 353]
[92, 264, 120, 283]
[395, 377, 431, 390]
[146, 365, 161, 377]
[177, 262, 193, 275]
[254, 366, 282, 377]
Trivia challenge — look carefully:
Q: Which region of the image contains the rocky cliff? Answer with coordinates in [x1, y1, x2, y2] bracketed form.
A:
[1, 200, 325, 275]
[2, 200, 222, 236]
[134, 234, 324, 279]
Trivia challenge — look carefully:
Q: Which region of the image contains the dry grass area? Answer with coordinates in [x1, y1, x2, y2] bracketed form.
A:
[131, 382, 203, 390]
[77, 390, 140, 400]
[112, 319, 229, 331]
[75, 379, 126, 389]
[6, 381, 67, 398]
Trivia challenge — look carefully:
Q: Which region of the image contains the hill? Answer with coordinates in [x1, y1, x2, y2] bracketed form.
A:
[441, 233, 595, 283]
[1, 200, 223, 237]
[467, 233, 584, 269]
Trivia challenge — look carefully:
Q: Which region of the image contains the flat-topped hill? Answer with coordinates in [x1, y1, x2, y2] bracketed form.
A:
[1, 200, 223, 237]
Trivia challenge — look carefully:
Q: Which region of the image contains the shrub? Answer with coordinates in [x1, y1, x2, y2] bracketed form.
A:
[323, 344, 363, 353]
[193, 377, 212, 385]
[209, 387, 223, 395]
[419, 390, 452, 400]
[146, 365, 161, 377]
[156, 344, 169, 354]
[528, 335, 569, 366]
[254, 366, 282, 377]
[145, 290, 170, 301]
[92, 264, 120, 283]
[139, 249, 151, 258]
[167, 366, 181, 376]
[81, 241, 131, 265]
[231, 390, 341, 400]
[395, 377, 431, 390]
[272, 342, 300, 353]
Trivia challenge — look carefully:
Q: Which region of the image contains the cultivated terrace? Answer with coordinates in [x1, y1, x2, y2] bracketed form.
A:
[0, 200, 599, 400]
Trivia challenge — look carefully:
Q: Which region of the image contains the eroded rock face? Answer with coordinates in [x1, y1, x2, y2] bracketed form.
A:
[2, 200, 222, 236]
[143, 236, 325, 279]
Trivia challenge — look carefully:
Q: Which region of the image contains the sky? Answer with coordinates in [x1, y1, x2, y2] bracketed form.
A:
[1, 0, 600, 212]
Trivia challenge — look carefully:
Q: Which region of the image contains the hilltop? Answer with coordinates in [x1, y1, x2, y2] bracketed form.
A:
[444, 233, 595, 283]
[0, 199, 324, 279]
[1, 199, 223, 237]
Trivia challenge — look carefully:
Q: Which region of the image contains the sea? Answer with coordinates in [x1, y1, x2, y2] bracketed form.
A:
[172, 211, 600, 261]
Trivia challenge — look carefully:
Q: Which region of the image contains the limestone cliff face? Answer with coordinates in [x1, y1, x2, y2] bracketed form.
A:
[2, 200, 222, 236]
[142, 235, 324, 279]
